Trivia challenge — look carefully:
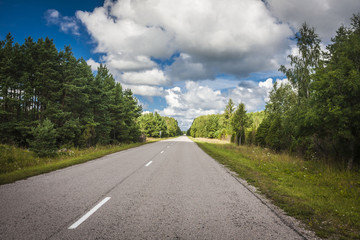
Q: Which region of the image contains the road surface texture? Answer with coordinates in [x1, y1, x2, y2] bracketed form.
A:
[0, 136, 315, 239]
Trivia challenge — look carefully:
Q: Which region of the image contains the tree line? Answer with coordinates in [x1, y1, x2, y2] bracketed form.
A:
[189, 14, 360, 170]
[138, 112, 182, 138]
[187, 99, 263, 145]
[0, 34, 143, 156]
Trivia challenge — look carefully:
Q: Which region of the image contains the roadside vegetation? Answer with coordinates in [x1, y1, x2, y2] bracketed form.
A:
[188, 14, 360, 239]
[138, 112, 182, 138]
[0, 34, 182, 184]
[188, 14, 360, 170]
[0, 34, 181, 157]
[194, 139, 360, 239]
[0, 34, 142, 151]
[0, 138, 168, 185]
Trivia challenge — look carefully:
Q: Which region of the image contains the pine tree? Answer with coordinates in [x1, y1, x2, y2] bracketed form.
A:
[0, 34, 143, 148]
[230, 103, 251, 145]
[29, 119, 57, 157]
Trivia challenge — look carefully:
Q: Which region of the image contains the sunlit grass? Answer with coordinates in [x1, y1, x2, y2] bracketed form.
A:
[194, 139, 360, 239]
[0, 141, 155, 185]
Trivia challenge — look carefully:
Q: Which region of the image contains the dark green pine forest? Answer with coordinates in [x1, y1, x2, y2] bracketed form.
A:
[0, 33, 181, 157]
[189, 14, 360, 170]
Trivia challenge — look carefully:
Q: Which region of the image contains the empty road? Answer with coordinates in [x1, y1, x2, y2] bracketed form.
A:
[0, 136, 310, 239]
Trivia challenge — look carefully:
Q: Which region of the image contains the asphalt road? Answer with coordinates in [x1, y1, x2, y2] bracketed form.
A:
[0, 136, 310, 239]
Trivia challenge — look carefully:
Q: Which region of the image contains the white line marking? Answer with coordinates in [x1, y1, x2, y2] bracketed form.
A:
[161, 151, 164, 154]
[68, 197, 111, 229]
[145, 161, 153, 167]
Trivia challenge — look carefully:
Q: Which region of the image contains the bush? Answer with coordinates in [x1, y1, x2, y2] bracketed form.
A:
[29, 119, 58, 157]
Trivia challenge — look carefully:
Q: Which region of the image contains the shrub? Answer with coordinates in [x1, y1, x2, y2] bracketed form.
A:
[29, 119, 57, 157]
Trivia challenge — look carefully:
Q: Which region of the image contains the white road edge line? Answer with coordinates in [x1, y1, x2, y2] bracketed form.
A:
[145, 161, 153, 167]
[68, 197, 111, 230]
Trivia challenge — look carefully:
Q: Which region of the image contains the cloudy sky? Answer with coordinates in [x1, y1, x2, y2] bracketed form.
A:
[1, 0, 359, 129]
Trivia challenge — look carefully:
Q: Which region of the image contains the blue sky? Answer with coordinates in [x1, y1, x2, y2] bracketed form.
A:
[1, 0, 359, 130]
[0, 0, 101, 59]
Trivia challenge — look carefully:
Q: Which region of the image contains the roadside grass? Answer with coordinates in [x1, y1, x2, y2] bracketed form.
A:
[0, 139, 161, 185]
[193, 139, 360, 239]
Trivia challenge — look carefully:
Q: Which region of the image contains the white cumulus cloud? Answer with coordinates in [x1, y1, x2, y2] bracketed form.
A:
[229, 78, 274, 111]
[75, 0, 292, 85]
[158, 78, 287, 129]
[122, 84, 164, 97]
[265, 0, 360, 42]
[158, 81, 227, 129]
[121, 69, 169, 86]
[86, 58, 100, 71]
[45, 9, 80, 35]
[46, 0, 358, 127]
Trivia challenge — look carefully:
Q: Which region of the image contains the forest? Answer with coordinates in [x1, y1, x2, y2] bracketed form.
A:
[188, 14, 360, 170]
[0, 34, 181, 157]
[138, 112, 182, 138]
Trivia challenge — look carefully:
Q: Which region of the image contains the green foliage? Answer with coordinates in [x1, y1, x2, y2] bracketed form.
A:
[0, 34, 142, 149]
[230, 103, 251, 145]
[265, 115, 282, 151]
[57, 118, 81, 148]
[0, 142, 149, 185]
[0, 144, 36, 174]
[188, 114, 223, 138]
[256, 14, 360, 169]
[255, 116, 270, 147]
[187, 14, 360, 169]
[138, 112, 181, 138]
[256, 83, 297, 151]
[188, 100, 263, 142]
[245, 111, 265, 145]
[154, 112, 168, 137]
[138, 113, 157, 137]
[279, 22, 321, 100]
[310, 14, 360, 169]
[29, 119, 57, 157]
[223, 98, 235, 134]
[164, 117, 182, 137]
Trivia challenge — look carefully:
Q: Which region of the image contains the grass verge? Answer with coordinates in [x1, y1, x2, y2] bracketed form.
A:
[193, 139, 360, 239]
[0, 141, 158, 185]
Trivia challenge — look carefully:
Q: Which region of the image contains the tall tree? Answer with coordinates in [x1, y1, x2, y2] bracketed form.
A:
[311, 14, 360, 169]
[279, 23, 322, 100]
[231, 103, 251, 145]
[154, 112, 168, 138]
[223, 98, 235, 135]
[164, 117, 181, 137]
[0, 34, 143, 150]
[122, 89, 142, 141]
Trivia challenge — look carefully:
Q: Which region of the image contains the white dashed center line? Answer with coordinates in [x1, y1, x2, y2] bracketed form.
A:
[145, 161, 153, 167]
[161, 150, 164, 154]
[68, 197, 111, 230]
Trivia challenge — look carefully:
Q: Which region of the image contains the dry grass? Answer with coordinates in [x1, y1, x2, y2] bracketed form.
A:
[195, 138, 230, 144]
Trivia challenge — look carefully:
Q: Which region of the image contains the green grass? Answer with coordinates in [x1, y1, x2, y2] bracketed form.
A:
[0, 141, 155, 185]
[193, 139, 360, 239]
